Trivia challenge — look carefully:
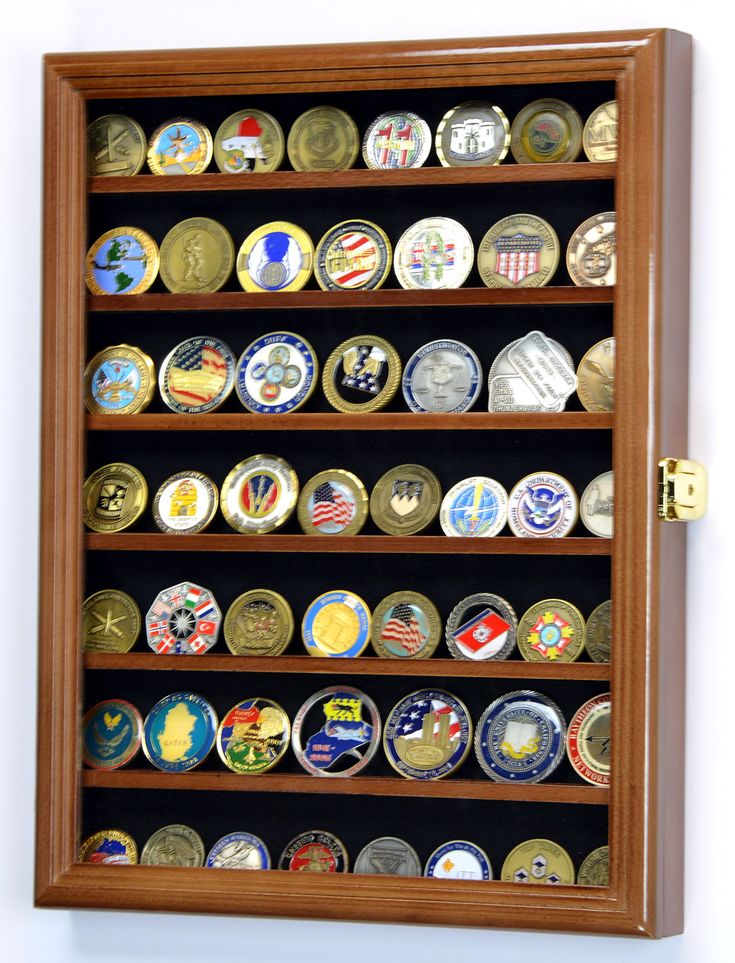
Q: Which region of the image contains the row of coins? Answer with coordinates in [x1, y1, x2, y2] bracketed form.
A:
[88, 100, 617, 178]
[82, 459, 613, 539]
[84, 583, 612, 663]
[79, 824, 609, 885]
[85, 211, 616, 296]
[83, 688, 610, 786]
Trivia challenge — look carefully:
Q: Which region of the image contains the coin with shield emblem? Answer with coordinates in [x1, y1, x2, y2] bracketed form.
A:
[288, 106, 359, 171]
[83, 463, 147, 532]
[369, 464, 442, 535]
[507, 471, 578, 538]
[478, 214, 559, 288]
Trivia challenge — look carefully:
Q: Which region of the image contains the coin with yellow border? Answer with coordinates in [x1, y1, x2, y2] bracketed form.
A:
[147, 117, 213, 175]
[577, 337, 615, 413]
[302, 590, 371, 658]
[501, 838, 575, 884]
[297, 469, 368, 536]
[477, 214, 559, 288]
[79, 829, 138, 865]
[84, 344, 155, 416]
[85, 226, 159, 296]
[214, 109, 285, 174]
[517, 598, 586, 663]
[152, 470, 219, 535]
[577, 845, 609, 885]
[510, 99, 583, 164]
[221, 454, 298, 534]
[82, 589, 141, 653]
[237, 221, 314, 292]
[159, 217, 234, 294]
[224, 589, 294, 656]
[435, 101, 510, 167]
[322, 335, 401, 413]
[83, 462, 147, 532]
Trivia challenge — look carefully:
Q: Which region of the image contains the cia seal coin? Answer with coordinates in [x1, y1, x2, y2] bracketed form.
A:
[354, 837, 421, 876]
[371, 590, 441, 659]
[84, 344, 156, 415]
[383, 688, 472, 780]
[439, 477, 508, 537]
[402, 339, 482, 413]
[235, 331, 318, 414]
[394, 217, 474, 290]
[79, 829, 138, 865]
[314, 220, 392, 291]
[206, 832, 271, 870]
[445, 592, 517, 661]
[287, 106, 360, 172]
[369, 464, 442, 535]
[510, 98, 583, 164]
[577, 337, 615, 412]
[88, 114, 146, 177]
[142, 692, 218, 772]
[322, 334, 401, 413]
[567, 212, 616, 287]
[152, 470, 219, 535]
[292, 685, 381, 776]
[580, 471, 614, 538]
[82, 589, 141, 653]
[278, 830, 349, 872]
[220, 454, 299, 534]
[145, 582, 221, 655]
[217, 698, 291, 774]
[566, 693, 611, 786]
[583, 101, 617, 163]
[147, 117, 213, 175]
[507, 472, 578, 538]
[363, 111, 431, 169]
[577, 845, 609, 885]
[425, 841, 493, 880]
[214, 108, 285, 174]
[301, 590, 371, 658]
[518, 598, 586, 663]
[297, 469, 368, 536]
[501, 838, 575, 884]
[236, 221, 314, 293]
[85, 226, 159, 296]
[586, 600, 612, 663]
[82, 699, 143, 770]
[435, 101, 511, 167]
[83, 462, 147, 533]
[158, 336, 236, 414]
[224, 589, 294, 656]
[140, 825, 206, 867]
[159, 217, 235, 294]
[477, 214, 560, 289]
[488, 331, 576, 413]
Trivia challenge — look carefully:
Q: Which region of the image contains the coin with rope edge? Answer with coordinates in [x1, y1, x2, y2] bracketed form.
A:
[445, 592, 517, 661]
[145, 581, 221, 655]
[147, 117, 213, 175]
[79, 830, 138, 865]
[142, 692, 218, 773]
[220, 454, 299, 534]
[278, 830, 349, 872]
[383, 688, 472, 780]
[235, 331, 318, 414]
[301, 590, 372, 658]
[206, 833, 271, 869]
[291, 685, 381, 777]
[84, 344, 155, 415]
[371, 590, 442, 659]
[82, 699, 143, 770]
[315, 220, 392, 291]
[362, 111, 431, 169]
[517, 598, 586, 663]
[322, 334, 402, 414]
[82, 462, 148, 533]
[236, 221, 314, 293]
[297, 469, 368, 536]
[153, 471, 219, 535]
[85, 226, 159, 296]
[424, 841, 493, 880]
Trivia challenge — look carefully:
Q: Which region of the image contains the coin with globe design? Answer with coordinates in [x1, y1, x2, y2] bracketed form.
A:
[439, 477, 508, 537]
[85, 227, 159, 296]
[79, 830, 138, 865]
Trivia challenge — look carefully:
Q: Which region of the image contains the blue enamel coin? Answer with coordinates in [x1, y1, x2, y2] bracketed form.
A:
[383, 688, 472, 780]
[205, 832, 271, 870]
[235, 332, 318, 413]
[142, 692, 218, 772]
[82, 698, 143, 770]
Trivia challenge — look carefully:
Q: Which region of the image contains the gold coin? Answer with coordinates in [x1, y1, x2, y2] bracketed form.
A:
[566, 212, 616, 287]
[79, 829, 138, 865]
[83, 462, 148, 533]
[435, 101, 510, 167]
[87, 114, 146, 177]
[322, 335, 401, 413]
[140, 824, 205, 867]
[517, 598, 586, 663]
[566, 693, 611, 786]
[501, 838, 575, 884]
[220, 454, 299, 534]
[287, 106, 360, 172]
[224, 589, 294, 656]
[236, 221, 314, 293]
[370, 591, 441, 659]
[214, 109, 285, 174]
[510, 98, 583, 164]
[159, 217, 234, 293]
[369, 464, 442, 535]
[577, 845, 609, 885]
[82, 589, 141, 653]
[216, 698, 291, 773]
[576, 337, 615, 412]
[586, 600, 612, 663]
[84, 344, 155, 415]
[477, 214, 560, 288]
[297, 469, 369, 536]
[583, 101, 617, 162]
[302, 590, 372, 658]
[147, 117, 213, 175]
[85, 226, 159, 296]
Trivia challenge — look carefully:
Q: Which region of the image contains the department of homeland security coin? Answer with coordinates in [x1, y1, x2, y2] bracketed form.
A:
[235, 331, 318, 414]
[85, 226, 159, 296]
[439, 477, 508, 538]
[354, 837, 421, 876]
[518, 599, 586, 663]
[586, 600, 612, 663]
[82, 699, 143, 770]
[577, 845, 609, 885]
[142, 692, 218, 772]
[278, 830, 348, 872]
[488, 331, 576, 413]
[445, 593, 517, 661]
[425, 841, 492, 881]
[158, 336, 236, 414]
[301, 590, 371, 658]
[159, 217, 235, 294]
[140, 825, 205, 867]
[322, 335, 401, 413]
[88, 114, 146, 177]
[217, 698, 291, 774]
[224, 589, 294, 656]
[369, 464, 442, 535]
[315, 220, 392, 291]
[297, 469, 368, 536]
[287, 106, 360, 171]
[152, 471, 219, 535]
[292, 685, 381, 776]
[583, 101, 618, 162]
[477, 214, 559, 288]
[206, 832, 271, 869]
[383, 688, 472, 780]
[79, 829, 138, 865]
[236, 221, 314, 292]
[510, 99, 583, 164]
[394, 217, 474, 290]
[362, 111, 431, 169]
[501, 838, 575, 884]
[566, 693, 611, 786]
[580, 471, 614, 538]
[220, 454, 298, 534]
[214, 109, 285, 174]
[435, 101, 511, 167]
[147, 118, 213, 175]
[84, 344, 155, 415]
[371, 591, 441, 659]
[566, 212, 617, 287]
[83, 463, 147, 533]
[474, 690, 566, 783]
[145, 581, 221, 655]
[507, 472, 578, 538]
[577, 337, 615, 412]
[82, 589, 141, 653]
[402, 339, 482, 413]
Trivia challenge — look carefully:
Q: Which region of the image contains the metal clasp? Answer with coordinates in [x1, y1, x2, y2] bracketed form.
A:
[658, 458, 707, 521]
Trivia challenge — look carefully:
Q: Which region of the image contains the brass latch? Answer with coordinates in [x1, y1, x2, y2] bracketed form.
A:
[658, 458, 707, 521]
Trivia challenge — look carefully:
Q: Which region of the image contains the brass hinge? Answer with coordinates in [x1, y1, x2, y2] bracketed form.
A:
[658, 458, 707, 521]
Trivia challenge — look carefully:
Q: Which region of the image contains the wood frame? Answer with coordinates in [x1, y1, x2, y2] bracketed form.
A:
[36, 29, 692, 937]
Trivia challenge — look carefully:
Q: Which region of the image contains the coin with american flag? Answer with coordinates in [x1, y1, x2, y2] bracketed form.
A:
[383, 689, 472, 780]
[371, 591, 441, 659]
[297, 469, 368, 536]
[315, 220, 392, 291]
[158, 335, 236, 413]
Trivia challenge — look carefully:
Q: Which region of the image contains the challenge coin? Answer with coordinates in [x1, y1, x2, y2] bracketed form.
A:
[84, 344, 155, 415]
[583, 101, 617, 162]
[371, 590, 442, 659]
[79, 830, 138, 865]
[147, 118, 213, 175]
[82, 699, 143, 770]
[159, 217, 234, 293]
[580, 471, 614, 538]
[394, 217, 474, 290]
[85, 226, 159, 296]
[501, 838, 575, 884]
[445, 592, 517, 661]
[297, 469, 368, 536]
[220, 454, 299, 534]
[236, 221, 314, 292]
[206, 833, 271, 869]
[292, 685, 381, 776]
[83, 462, 147, 533]
[518, 598, 586, 663]
[477, 214, 559, 288]
[88, 114, 146, 177]
[216, 698, 291, 774]
[439, 477, 508, 537]
[507, 471, 578, 538]
[383, 688, 472, 780]
[402, 339, 482, 413]
[158, 336, 236, 414]
[369, 464, 442, 535]
[145, 581, 221, 655]
[435, 101, 510, 167]
[488, 331, 576, 413]
[82, 589, 141, 653]
[363, 111, 431, 169]
[287, 106, 359, 171]
[510, 98, 583, 164]
[224, 589, 294, 656]
[278, 830, 348, 872]
[424, 841, 492, 880]
[566, 212, 616, 287]
[314, 220, 392, 291]
[354, 837, 421, 876]
[235, 331, 318, 414]
[301, 590, 371, 658]
[152, 470, 219, 535]
[566, 693, 611, 786]
[322, 335, 401, 413]
[577, 337, 615, 412]
[140, 825, 205, 867]
[586, 600, 612, 663]
[577, 845, 609, 885]
[142, 692, 218, 772]
[214, 109, 285, 174]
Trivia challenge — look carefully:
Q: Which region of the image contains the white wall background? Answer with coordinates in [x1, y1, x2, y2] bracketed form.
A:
[2, 1, 731, 960]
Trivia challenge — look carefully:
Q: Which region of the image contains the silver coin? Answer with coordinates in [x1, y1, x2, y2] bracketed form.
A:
[140, 824, 205, 866]
[362, 111, 431, 170]
[205, 832, 271, 869]
[394, 217, 474, 290]
[291, 685, 381, 777]
[145, 581, 221, 654]
[580, 471, 614, 538]
[402, 339, 482, 413]
[353, 837, 422, 876]
[488, 331, 575, 413]
[445, 592, 517, 660]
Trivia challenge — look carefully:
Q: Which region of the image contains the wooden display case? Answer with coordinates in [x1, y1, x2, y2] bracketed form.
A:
[36, 29, 692, 937]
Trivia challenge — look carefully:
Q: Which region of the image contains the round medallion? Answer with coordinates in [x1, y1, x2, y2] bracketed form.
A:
[220, 454, 299, 534]
[583, 101, 617, 162]
[214, 109, 285, 174]
[278, 830, 349, 872]
[424, 841, 493, 880]
[354, 837, 421, 876]
[235, 331, 318, 414]
[85, 226, 159, 296]
[297, 469, 368, 536]
[82, 462, 147, 533]
[488, 332, 575, 413]
[216, 697, 291, 774]
[577, 337, 615, 413]
[314, 219, 392, 291]
[82, 589, 141, 653]
[402, 339, 482, 413]
[371, 590, 442, 659]
[580, 471, 614, 538]
[145, 581, 221, 655]
[566, 693, 611, 786]
[517, 598, 586, 663]
[152, 470, 219, 535]
[586, 600, 612, 663]
[206, 832, 271, 869]
[507, 471, 578, 538]
[444, 592, 517, 661]
[322, 335, 401, 413]
[84, 344, 156, 415]
[82, 699, 143, 770]
[369, 464, 442, 535]
[79, 829, 138, 865]
[287, 106, 360, 171]
[577, 845, 609, 885]
[501, 838, 575, 884]
[224, 589, 294, 656]
[158, 336, 236, 414]
[362, 111, 431, 169]
[159, 217, 234, 293]
[383, 688, 472, 780]
[87, 114, 146, 177]
[147, 117, 213, 175]
[477, 214, 559, 288]
[394, 217, 474, 290]
[566, 212, 617, 287]
[510, 98, 583, 164]
[142, 692, 218, 772]
[292, 685, 381, 777]
[140, 825, 205, 867]
[435, 101, 510, 167]
[236, 221, 314, 293]
[301, 590, 372, 658]
[439, 477, 508, 537]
